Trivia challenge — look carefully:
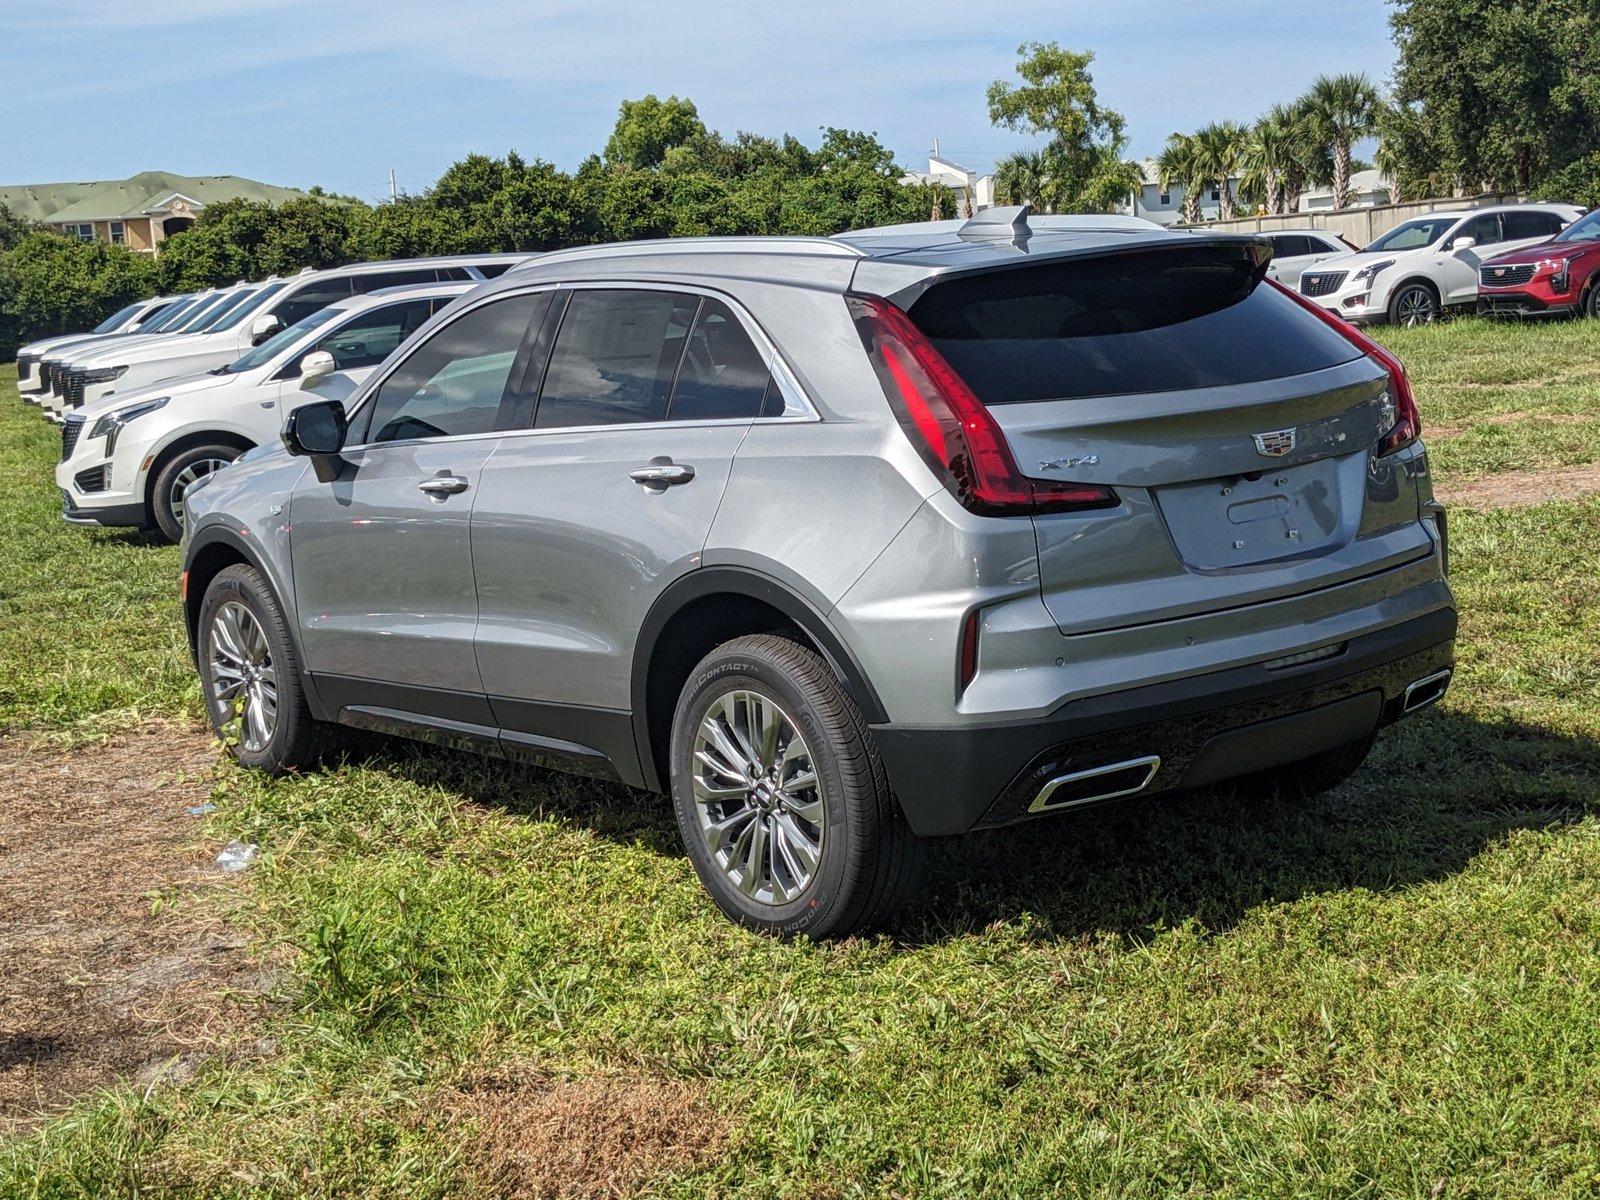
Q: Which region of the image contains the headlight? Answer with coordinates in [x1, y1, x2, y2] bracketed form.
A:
[90, 396, 169, 454]
[78, 364, 129, 385]
[1351, 259, 1394, 286]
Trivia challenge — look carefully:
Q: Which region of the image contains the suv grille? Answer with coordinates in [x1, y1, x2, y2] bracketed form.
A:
[1299, 271, 1348, 298]
[48, 362, 67, 398]
[61, 413, 85, 460]
[65, 369, 86, 408]
[1480, 263, 1536, 287]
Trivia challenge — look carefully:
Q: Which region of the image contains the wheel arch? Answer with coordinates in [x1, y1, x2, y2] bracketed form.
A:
[630, 567, 887, 793]
[143, 429, 258, 516]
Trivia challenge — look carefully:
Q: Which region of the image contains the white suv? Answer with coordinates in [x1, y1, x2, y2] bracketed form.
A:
[16, 294, 188, 398]
[1261, 229, 1355, 289]
[57, 281, 473, 542]
[41, 255, 532, 417]
[1298, 203, 1582, 325]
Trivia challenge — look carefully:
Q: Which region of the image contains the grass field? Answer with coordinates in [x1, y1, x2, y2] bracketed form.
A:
[3, 316, 1600, 1198]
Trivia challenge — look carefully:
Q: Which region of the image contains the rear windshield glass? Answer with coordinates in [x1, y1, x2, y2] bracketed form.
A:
[907, 245, 1360, 404]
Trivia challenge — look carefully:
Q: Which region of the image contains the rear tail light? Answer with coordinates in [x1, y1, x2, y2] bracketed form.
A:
[847, 294, 1118, 515]
[1270, 280, 1419, 455]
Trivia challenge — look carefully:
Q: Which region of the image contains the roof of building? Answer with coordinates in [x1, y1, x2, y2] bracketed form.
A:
[0, 170, 309, 224]
[1298, 169, 1393, 201]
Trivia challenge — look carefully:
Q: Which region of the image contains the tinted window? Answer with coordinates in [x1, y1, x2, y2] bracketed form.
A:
[474, 262, 514, 278]
[669, 298, 773, 420]
[439, 266, 475, 281]
[1456, 213, 1502, 247]
[271, 276, 356, 326]
[360, 293, 543, 443]
[354, 268, 438, 293]
[171, 293, 234, 332]
[143, 295, 201, 332]
[1270, 235, 1304, 259]
[1502, 210, 1563, 240]
[305, 298, 437, 374]
[534, 290, 699, 428]
[907, 245, 1360, 404]
[191, 288, 263, 331]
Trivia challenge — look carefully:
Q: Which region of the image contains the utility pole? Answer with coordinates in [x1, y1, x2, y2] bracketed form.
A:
[389, 169, 397, 203]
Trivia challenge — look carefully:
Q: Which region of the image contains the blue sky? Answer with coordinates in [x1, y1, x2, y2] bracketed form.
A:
[4, 0, 1395, 203]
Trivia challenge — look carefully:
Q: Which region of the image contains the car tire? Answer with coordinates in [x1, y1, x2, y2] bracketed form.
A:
[151, 443, 243, 543]
[197, 563, 329, 772]
[1585, 283, 1600, 319]
[1387, 282, 1441, 327]
[1222, 733, 1376, 803]
[668, 633, 925, 939]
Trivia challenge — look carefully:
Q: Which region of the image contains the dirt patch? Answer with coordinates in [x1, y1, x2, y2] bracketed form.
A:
[0, 720, 259, 1131]
[437, 1069, 727, 1199]
[1436, 463, 1600, 509]
[1426, 411, 1593, 440]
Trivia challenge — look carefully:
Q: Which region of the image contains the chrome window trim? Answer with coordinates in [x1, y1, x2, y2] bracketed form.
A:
[340, 279, 818, 453]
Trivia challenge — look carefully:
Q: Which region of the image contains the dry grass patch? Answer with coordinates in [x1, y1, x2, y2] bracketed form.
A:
[437, 1068, 727, 1199]
[0, 720, 260, 1132]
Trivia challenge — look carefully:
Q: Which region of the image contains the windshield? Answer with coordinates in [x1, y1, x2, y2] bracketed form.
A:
[219, 306, 340, 374]
[1555, 209, 1600, 243]
[209, 281, 288, 332]
[94, 302, 145, 333]
[191, 288, 265, 332]
[170, 292, 236, 332]
[1364, 216, 1458, 253]
[141, 294, 202, 332]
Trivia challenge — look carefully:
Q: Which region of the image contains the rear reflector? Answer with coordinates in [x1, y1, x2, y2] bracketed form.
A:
[847, 294, 1118, 516]
[958, 608, 980, 691]
[1270, 279, 1419, 454]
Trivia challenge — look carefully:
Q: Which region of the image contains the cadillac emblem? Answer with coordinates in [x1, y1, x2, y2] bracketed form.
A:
[1252, 428, 1297, 457]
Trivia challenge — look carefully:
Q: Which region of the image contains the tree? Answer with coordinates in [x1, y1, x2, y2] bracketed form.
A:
[1304, 73, 1382, 209]
[1243, 104, 1315, 214]
[1157, 133, 1208, 224]
[1192, 121, 1249, 219]
[603, 95, 708, 170]
[0, 231, 158, 356]
[987, 42, 1143, 213]
[0, 204, 39, 252]
[994, 150, 1051, 208]
[1389, 0, 1600, 194]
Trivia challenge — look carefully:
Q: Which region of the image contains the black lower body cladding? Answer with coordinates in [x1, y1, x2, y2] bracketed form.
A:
[872, 607, 1457, 837]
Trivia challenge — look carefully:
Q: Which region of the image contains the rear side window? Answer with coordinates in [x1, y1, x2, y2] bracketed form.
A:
[358, 293, 544, 443]
[534, 290, 700, 428]
[271, 276, 356, 326]
[905, 245, 1361, 404]
[1272, 235, 1311, 258]
[669, 298, 773, 420]
[1502, 210, 1563, 240]
[473, 263, 514, 279]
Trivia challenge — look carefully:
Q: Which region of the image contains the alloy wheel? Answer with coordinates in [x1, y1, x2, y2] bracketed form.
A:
[169, 456, 232, 530]
[1395, 286, 1438, 327]
[208, 600, 278, 751]
[690, 689, 825, 905]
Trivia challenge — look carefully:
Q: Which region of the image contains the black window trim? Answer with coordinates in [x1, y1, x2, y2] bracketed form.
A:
[340, 285, 559, 450]
[498, 279, 817, 440]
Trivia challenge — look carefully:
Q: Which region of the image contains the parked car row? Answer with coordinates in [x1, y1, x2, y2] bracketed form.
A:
[9, 212, 1458, 935]
[1294, 202, 1587, 325]
[17, 254, 529, 539]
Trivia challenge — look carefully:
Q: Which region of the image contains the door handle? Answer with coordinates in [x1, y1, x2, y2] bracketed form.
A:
[629, 458, 696, 491]
[418, 474, 470, 498]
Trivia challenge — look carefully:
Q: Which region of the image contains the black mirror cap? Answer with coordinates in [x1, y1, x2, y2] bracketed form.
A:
[282, 399, 348, 457]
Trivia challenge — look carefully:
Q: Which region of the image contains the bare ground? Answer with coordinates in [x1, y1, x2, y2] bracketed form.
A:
[0, 720, 261, 1132]
[1434, 463, 1600, 509]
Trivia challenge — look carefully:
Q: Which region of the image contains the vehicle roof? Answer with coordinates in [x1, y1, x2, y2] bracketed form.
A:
[493, 210, 1243, 302]
[326, 280, 477, 309]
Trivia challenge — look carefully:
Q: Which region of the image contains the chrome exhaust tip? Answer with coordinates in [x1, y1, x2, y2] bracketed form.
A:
[1402, 668, 1452, 714]
[1029, 755, 1161, 814]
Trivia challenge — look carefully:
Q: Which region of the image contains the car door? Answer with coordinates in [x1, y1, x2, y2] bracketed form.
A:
[1440, 212, 1502, 304]
[288, 290, 550, 720]
[471, 287, 781, 751]
[1267, 236, 1314, 287]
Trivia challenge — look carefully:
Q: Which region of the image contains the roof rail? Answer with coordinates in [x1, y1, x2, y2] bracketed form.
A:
[512, 236, 865, 271]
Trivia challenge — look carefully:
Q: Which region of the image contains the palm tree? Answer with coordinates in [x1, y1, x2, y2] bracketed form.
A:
[1157, 133, 1207, 224]
[1304, 73, 1381, 210]
[1243, 105, 1309, 215]
[994, 150, 1051, 208]
[1192, 121, 1249, 220]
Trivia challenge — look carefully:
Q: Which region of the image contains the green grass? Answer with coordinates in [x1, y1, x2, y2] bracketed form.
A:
[3, 323, 1600, 1199]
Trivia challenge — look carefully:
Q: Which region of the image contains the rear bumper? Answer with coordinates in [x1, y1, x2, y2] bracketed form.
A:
[873, 606, 1456, 836]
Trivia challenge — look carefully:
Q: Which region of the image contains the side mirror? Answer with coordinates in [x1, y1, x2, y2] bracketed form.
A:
[298, 349, 336, 389]
[1450, 236, 1477, 253]
[249, 313, 284, 346]
[281, 398, 348, 483]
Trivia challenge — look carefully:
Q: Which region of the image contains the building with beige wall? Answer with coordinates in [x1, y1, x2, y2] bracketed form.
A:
[0, 170, 307, 253]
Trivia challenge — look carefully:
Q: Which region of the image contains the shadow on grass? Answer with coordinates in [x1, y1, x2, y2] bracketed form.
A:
[320, 706, 1600, 946]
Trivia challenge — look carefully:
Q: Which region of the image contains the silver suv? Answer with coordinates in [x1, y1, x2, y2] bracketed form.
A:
[179, 209, 1456, 937]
